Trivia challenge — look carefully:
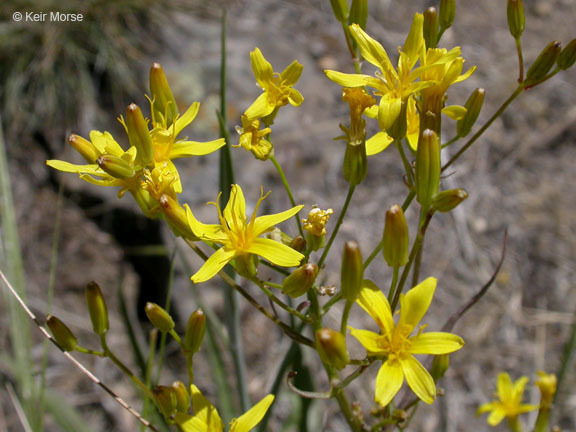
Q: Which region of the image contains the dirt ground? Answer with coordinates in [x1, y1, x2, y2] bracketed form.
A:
[2, 0, 576, 431]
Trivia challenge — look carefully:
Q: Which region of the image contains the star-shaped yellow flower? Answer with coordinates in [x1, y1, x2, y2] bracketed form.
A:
[234, 115, 273, 160]
[174, 385, 274, 432]
[349, 277, 464, 407]
[187, 184, 304, 283]
[477, 373, 538, 427]
[244, 48, 304, 120]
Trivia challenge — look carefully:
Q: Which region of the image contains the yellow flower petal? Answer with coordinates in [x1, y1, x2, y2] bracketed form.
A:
[375, 360, 404, 407]
[442, 105, 467, 120]
[402, 13, 424, 68]
[229, 394, 275, 432]
[189, 385, 224, 431]
[46, 160, 102, 175]
[398, 277, 437, 330]
[247, 238, 303, 267]
[250, 48, 274, 89]
[497, 372, 514, 403]
[409, 332, 464, 355]
[349, 23, 393, 73]
[173, 413, 210, 432]
[378, 94, 402, 131]
[191, 247, 236, 284]
[349, 328, 386, 355]
[224, 185, 247, 229]
[174, 102, 200, 137]
[487, 407, 507, 426]
[356, 280, 394, 334]
[244, 92, 275, 120]
[288, 88, 304, 107]
[401, 355, 436, 404]
[186, 206, 229, 243]
[324, 70, 379, 88]
[252, 205, 304, 237]
[366, 131, 394, 156]
[281, 60, 303, 87]
[169, 138, 226, 158]
[90, 130, 124, 156]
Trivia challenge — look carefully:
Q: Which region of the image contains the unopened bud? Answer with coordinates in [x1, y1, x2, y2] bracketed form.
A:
[535, 371, 557, 409]
[383, 205, 409, 267]
[431, 354, 450, 382]
[171, 381, 190, 413]
[330, 0, 349, 23]
[46, 315, 78, 352]
[415, 129, 441, 208]
[160, 196, 198, 241]
[85, 282, 109, 335]
[457, 88, 485, 138]
[289, 236, 307, 253]
[145, 302, 175, 333]
[341, 241, 363, 302]
[126, 104, 154, 166]
[316, 328, 350, 370]
[152, 386, 177, 419]
[439, 0, 455, 31]
[150, 63, 178, 127]
[69, 134, 99, 163]
[507, 0, 525, 39]
[282, 263, 319, 298]
[557, 39, 576, 70]
[183, 309, 206, 354]
[96, 154, 135, 179]
[431, 188, 468, 213]
[348, 0, 367, 29]
[423, 7, 439, 49]
[343, 140, 367, 185]
[525, 41, 562, 85]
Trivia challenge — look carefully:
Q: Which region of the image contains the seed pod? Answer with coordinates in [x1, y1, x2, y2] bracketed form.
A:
[383, 205, 409, 267]
[330, 0, 349, 22]
[85, 282, 109, 336]
[415, 129, 441, 208]
[316, 328, 350, 370]
[349, 0, 367, 29]
[69, 134, 99, 163]
[46, 315, 78, 352]
[282, 263, 319, 298]
[96, 154, 135, 179]
[340, 241, 363, 302]
[457, 88, 485, 138]
[152, 386, 177, 419]
[507, 0, 525, 39]
[125, 103, 154, 166]
[557, 39, 576, 70]
[431, 188, 468, 213]
[423, 7, 439, 49]
[183, 309, 206, 354]
[439, 0, 455, 31]
[525, 41, 562, 85]
[145, 302, 175, 333]
[171, 381, 191, 413]
[150, 63, 178, 127]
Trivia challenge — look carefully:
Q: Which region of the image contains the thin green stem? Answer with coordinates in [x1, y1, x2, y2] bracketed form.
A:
[387, 266, 400, 304]
[76, 347, 106, 356]
[318, 184, 356, 269]
[154, 252, 176, 385]
[269, 154, 305, 238]
[251, 277, 312, 323]
[442, 86, 524, 172]
[322, 292, 343, 315]
[363, 242, 382, 270]
[515, 37, 524, 83]
[395, 139, 414, 186]
[340, 300, 353, 334]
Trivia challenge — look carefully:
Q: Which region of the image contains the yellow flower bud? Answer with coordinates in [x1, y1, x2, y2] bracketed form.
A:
[282, 263, 318, 298]
[439, 0, 455, 31]
[125, 103, 154, 167]
[383, 204, 409, 267]
[316, 328, 350, 371]
[150, 63, 178, 127]
[69, 134, 99, 164]
[160, 196, 198, 241]
[535, 371, 557, 409]
[145, 302, 175, 333]
[96, 154, 135, 179]
[341, 241, 363, 302]
[183, 308, 206, 354]
[329, 0, 349, 23]
[431, 188, 468, 213]
[423, 7, 439, 49]
[457, 88, 485, 138]
[152, 385, 177, 420]
[507, 0, 525, 39]
[349, 0, 367, 29]
[46, 315, 78, 352]
[415, 129, 441, 208]
[85, 282, 109, 336]
[525, 41, 562, 86]
[171, 381, 191, 413]
[431, 354, 450, 382]
[557, 39, 576, 70]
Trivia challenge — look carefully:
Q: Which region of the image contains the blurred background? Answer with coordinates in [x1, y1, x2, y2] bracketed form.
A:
[1, 0, 575, 430]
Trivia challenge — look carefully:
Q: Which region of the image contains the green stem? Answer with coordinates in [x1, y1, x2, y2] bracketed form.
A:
[76, 347, 106, 356]
[269, 154, 305, 238]
[442, 86, 524, 172]
[322, 292, 343, 315]
[387, 266, 400, 304]
[395, 139, 414, 186]
[252, 277, 312, 323]
[186, 355, 194, 387]
[340, 300, 353, 334]
[507, 416, 523, 432]
[318, 184, 356, 269]
[515, 37, 524, 83]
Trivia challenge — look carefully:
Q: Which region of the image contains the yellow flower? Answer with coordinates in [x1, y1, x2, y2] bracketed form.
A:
[477, 373, 538, 426]
[302, 206, 334, 237]
[188, 184, 304, 283]
[244, 48, 304, 120]
[349, 277, 464, 407]
[174, 385, 274, 432]
[419, 46, 476, 98]
[234, 115, 273, 160]
[535, 371, 557, 408]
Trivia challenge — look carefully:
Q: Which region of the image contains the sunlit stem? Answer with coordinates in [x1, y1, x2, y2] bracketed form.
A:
[387, 266, 400, 304]
[269, 154, 305, 238]
[76, 347, 105, 356]
[340, 300, 353, 334]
